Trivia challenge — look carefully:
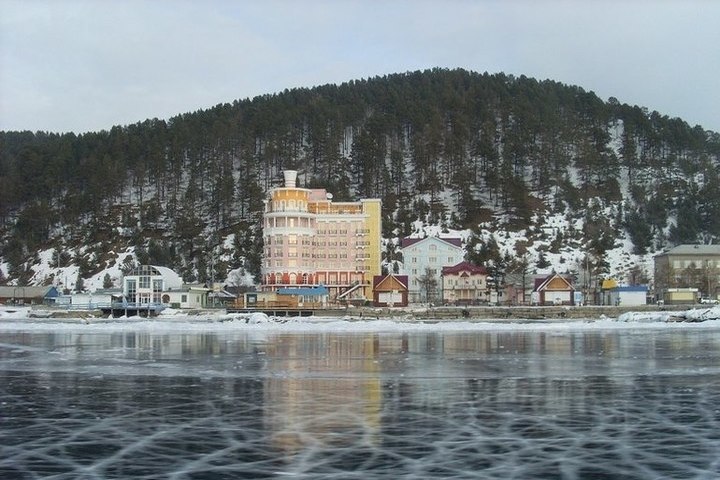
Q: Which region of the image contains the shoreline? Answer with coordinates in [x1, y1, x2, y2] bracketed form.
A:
[0, 303, 704, 324]
[340, 304, 691, 321]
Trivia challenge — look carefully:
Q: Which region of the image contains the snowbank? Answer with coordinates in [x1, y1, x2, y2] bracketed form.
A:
[5, 304, 720, 333]
[617, 306, 720, 323]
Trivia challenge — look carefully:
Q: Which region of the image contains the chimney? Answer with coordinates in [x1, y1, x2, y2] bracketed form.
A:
[283, 170, 297, 188]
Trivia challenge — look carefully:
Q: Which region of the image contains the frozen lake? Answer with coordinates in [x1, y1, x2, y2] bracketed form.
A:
[2, 315, 720, 479]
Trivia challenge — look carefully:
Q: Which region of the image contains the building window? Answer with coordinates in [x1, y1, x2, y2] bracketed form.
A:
[126, 279, 137, 303]
[152, 279, 162, 303]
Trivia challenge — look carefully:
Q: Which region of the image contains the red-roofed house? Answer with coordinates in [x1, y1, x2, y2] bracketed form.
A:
[441, 261, 489, 305]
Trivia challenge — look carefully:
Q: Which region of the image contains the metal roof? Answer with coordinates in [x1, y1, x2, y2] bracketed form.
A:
[400, 236, 463, 249]
[610, 285, 648, 292]
[441, 261, 487, 275]
[0, 286, 58, 298]
[127, 265, 183, 289]
[659, 244, 720, 256]
[277, 287, 329, 296]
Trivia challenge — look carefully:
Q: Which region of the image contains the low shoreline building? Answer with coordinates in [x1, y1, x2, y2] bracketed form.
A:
[123, 265, 210, 309]
[0, 286, 60, 305]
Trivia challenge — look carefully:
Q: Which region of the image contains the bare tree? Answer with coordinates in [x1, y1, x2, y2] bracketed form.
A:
[417, 267, 439, 304]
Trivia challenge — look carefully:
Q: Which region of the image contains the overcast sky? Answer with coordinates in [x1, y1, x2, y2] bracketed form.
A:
[1, 0, 719, 133]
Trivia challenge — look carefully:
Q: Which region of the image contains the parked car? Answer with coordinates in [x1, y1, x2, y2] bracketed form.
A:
[700, 297, 719, 304]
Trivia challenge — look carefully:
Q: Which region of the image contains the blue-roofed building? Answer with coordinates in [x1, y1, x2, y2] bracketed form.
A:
[604, 285, 649, 306]
[0, 286, 60, 305]
[277, 286, 329, 306]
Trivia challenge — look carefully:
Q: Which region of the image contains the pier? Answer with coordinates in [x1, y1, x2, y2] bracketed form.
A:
[99, 302, 166, 318]
[226, 307, 317, 317]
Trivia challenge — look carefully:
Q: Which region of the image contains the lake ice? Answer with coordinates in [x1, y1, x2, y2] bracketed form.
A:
[1, 314, 719, 479]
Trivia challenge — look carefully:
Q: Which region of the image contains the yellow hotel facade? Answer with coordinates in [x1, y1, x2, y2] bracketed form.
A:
[261, 170, 382, 301]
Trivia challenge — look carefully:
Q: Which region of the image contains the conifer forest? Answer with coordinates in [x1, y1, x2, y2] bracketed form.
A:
[1, 68, 719, 286]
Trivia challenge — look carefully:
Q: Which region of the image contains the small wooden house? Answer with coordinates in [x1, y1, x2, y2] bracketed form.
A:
[663, 288, 699, 305]
[234, 287, 329, 310]
[163, 285, 212, 309]
[372, 275, 409, 307]
[532, 273, 576, 306]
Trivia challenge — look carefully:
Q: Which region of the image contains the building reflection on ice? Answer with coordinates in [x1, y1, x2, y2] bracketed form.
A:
[261, 334, 382, 456]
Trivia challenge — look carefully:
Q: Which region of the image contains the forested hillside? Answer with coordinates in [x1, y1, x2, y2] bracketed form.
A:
[1, 68, 719, 289]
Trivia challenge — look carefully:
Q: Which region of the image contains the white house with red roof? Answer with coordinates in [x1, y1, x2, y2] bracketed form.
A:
[399, 237, 464, 303]
[441, 261, 489, 305]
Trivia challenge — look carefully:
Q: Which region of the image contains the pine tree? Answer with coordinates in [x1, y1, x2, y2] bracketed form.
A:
[75, 273, 85, 293]
[537, 252, 551, 269]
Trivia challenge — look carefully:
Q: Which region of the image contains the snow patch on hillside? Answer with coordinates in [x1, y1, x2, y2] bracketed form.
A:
[398, 207, 654, 285]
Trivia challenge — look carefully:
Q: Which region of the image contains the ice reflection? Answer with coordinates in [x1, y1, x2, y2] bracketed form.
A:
[1, 326, 720, 478]
[263, 335, 383, 458]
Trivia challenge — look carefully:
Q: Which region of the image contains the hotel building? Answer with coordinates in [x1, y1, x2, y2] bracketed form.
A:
[261, 170, 382, 301]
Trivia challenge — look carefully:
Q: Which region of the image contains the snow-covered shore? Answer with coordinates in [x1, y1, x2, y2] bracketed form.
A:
[2, 305, 720, 332]
[616, 305, 720, 323]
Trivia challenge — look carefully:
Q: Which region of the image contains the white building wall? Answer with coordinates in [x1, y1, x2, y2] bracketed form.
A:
[400, 238, 464, 303]
[164, 290, 207, 308]
[609, 290, 647, 306]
